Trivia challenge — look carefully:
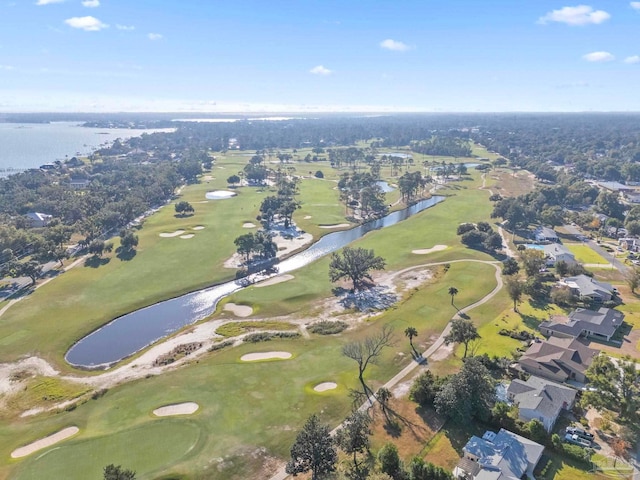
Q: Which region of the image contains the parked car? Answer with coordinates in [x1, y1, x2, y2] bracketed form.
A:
[564, 433, 592, 447]
[566, 426, 594, 440]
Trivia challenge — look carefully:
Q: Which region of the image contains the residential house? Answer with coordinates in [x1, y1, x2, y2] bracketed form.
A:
[541, 244, 576, 266]
[596, 181, 634, 194]
[69, 178, 91, 190]
[25, 212, 53, 228]
[454, 429, 544, 480]
[557, 275, 616, 303]
[518, 337, 598, 384]
[539, 307, 623, 342]
[619, 238, 640, 252]
[507, 377, 577, 432]
[533, 226, 559, 243]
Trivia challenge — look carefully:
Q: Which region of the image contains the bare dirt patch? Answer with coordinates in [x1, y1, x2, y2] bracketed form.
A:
[159, 230, 186, 238]
[313, 382, 337, 392]
[224, 303, 253, 317]
[240, 351, 292, 362]
[255, 274, 294, 288]
[11, 426, 79, 458]
[412, 245, 448, 255]
[153, 402, 199, 417]
[429, 342, 454, 362]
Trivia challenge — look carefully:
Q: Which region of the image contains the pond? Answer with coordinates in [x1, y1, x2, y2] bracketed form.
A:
[375, 181, 395, 193]
[65, 196, 445, 368]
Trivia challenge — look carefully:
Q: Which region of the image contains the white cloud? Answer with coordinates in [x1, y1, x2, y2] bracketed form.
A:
[147, 33, 163, 40]
[380, 39, 410, 51]
[36, 0, 64, 4]
[81, 0, 100, 7]
[538, 5, 610, 25]
[115, 24, 135, 31]
[583, 51, 615, 62]
[64, 16, 108, 31]
[631, 2, 640, 11]
[624, 55, 640, 64]
[309, 65, 332, 75]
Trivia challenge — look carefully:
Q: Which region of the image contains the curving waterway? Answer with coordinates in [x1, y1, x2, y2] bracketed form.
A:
[65, 196, 445, 368]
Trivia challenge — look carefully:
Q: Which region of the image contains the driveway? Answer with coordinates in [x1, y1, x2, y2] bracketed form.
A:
[563, 224, 629, 274]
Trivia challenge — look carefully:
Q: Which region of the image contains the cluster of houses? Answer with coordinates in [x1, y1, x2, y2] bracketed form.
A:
[454, 301, 625, 480]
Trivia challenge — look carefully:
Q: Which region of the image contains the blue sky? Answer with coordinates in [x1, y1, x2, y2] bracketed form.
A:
[0, 0, 639, 112]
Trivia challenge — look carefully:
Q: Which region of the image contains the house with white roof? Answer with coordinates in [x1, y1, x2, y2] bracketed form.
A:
[454, 429, 544, 480]
[533, 226, 559, 243]
[25, 212, 53, 228]
[507, 377, 577, 433]
[540, 244, 576, 266]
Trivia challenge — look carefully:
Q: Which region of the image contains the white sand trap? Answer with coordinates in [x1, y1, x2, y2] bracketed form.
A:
[224, 303, 253, 317]
[319, 223, 350, 229]
[241, 351, 292, 362]
[180, 234, 195, 239]
[412, 245, 448, 255]
[193, 226, 205, 230]
[11, 426, 79, 458]
[205, 190, 236, 200]
[242, 222, 257, 228]
[159, 230, 186, 238]
[203, 175, 214, 181]
[255, 274, 294, 288]
[314, 382, 337, 392]
[304, 215, 312, 219]
[153, 402, 199, 417]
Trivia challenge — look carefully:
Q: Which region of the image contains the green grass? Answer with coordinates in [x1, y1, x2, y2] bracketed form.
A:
[565, 244, 609, 264]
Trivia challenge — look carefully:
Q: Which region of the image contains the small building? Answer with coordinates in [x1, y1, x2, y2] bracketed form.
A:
[597, 181, 634, 194]
[533, 226, 559, 243]
[541, 244, 576, 266]
[619, 238, 640, 252]
[453, 429, 544, 480]
[557, 275, 616, 303]
[25, 212, 53, 228]
[69, 178, 91, 190]
[507, 377, 577, 433]
[539, 307, 623, 342]
[518, 337, 598, 384]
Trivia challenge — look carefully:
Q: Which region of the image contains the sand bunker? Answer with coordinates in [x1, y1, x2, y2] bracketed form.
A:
[180, 234, 195, 239]
[193, 226, 205, 230]
[153, 402, 199, 417]
[205, 190, 236, 200]
[203, 175, 214, 181]
[412, 245, 448, 255]
[242, 222, 257, 228]
[159, 230, 186, 238]
[241, 351, 292, 362]
[314, 382, 337, 392]
[224, 303, 253, 317]
[11, 426, 79, 458]
[319, 223, 350, 229]
[255, 274, 294, 288]
[304, 215, 312, 219]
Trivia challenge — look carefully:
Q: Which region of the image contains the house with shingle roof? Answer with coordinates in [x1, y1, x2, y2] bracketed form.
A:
[557, 275, 615, 303]
[518, 337, 598, 384]
[541, 244, 576, 266]
[507, 377, 577, 432]
[539, 307, 623, 342]
[453, 429, 544, 480]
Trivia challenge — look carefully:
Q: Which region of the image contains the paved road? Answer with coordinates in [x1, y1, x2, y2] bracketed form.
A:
[268, 259, 503, 480]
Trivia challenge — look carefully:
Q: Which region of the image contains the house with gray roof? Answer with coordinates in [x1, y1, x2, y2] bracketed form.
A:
[454, 429, 544, 480]
[533, 226, 559, 243]
[558, 275, 615, 303]
[507, 377, 577, 432]
[25, 212, 53, 228]
[541, 244, 576, 266]
[518, 337, 598, 384]
[539, 307, 623, 342]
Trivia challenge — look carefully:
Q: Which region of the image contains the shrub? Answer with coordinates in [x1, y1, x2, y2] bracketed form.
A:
[208, 340, 234, 352]
[91, 388, 108, 400]
[308, 320, 348, 335]
[314, 170, 324, 178]
[243, 331, 300, 343]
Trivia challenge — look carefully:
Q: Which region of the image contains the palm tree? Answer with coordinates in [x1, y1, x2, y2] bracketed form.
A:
[404, 327, 418, 357]
[448, 286, 459, 306]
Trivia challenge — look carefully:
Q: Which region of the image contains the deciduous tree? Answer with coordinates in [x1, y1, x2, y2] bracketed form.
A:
[329, 247, 386, 291]
[444, 318, 479, 359]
